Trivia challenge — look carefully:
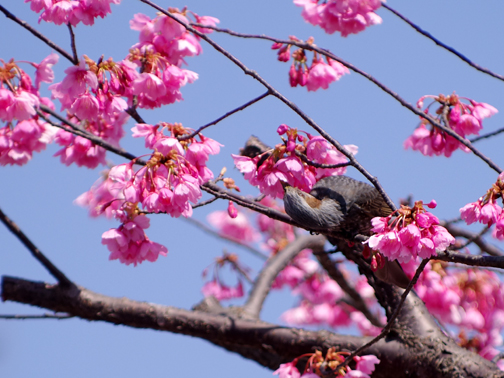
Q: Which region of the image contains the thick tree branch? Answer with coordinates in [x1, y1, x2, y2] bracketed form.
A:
[242, 234, 326, 318]
[3, 275, 502, 377]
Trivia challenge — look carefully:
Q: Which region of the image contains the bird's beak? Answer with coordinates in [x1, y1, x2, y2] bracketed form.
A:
[280, 180, 290, 190]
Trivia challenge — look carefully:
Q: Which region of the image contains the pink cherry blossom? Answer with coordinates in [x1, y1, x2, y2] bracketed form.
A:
[273, 362, 301, 378]
[26, 0, 121, 26]
[294, 0, 383, 37]
[367, 200, 455, 263]
[405, 93, 497, 157]
[33, 53, 59, 88]
[101, 213, 168, 266]
[201, 280, 244, 301]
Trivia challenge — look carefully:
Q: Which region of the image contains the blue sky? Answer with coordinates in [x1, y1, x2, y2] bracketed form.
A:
[1, 1, 503, 377]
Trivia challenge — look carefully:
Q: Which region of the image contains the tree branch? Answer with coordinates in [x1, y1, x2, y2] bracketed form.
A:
[186, 23, 502, 174]
[443, 223, 503, 256]
[0, 5, 77, 64]
[0, 207, 73, 287]
[242, 234, 326, 318]
[381, 2, 504, 83]
[140, 0, 398, 211]
[315, 252, 384, 328]
[179, 91, 271, 141]
[3, 275, 502, 377]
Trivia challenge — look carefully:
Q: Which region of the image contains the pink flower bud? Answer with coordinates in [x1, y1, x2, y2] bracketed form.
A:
[227, 201, 238, 218]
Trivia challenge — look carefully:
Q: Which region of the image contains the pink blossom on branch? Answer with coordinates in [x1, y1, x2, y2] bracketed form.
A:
[272, 37, 349, 91]
[233, 125, 356, 198]
[294, 0, 383, 37]
[460, 173, 504, 240]
[366, 200, 455, 263]
[101, 210, 167, 266]
[405, 93, 497, 157]
[26, 0, 121, 26]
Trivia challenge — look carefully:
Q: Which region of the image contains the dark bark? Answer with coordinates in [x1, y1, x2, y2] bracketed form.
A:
[2, 276, 502, 378]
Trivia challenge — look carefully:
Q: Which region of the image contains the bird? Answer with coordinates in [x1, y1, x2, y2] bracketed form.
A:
[283, 175, 410, 288]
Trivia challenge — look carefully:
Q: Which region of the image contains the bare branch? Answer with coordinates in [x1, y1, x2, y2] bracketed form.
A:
[443, 223, 503, 256]
[242, 234, 326, 318]
[0, 207, 73, 287]
[436, 251, 504, 269]
[66, 23, 78, 63]
[0, 5, 77, 64]
[201, 182, 298, 226]
[182, 217, 269, 260]
[187, 23, 502, 175]
[179, 91, 271, 141]
[381, 3, 504, 82]
[470, 127, 504, 143]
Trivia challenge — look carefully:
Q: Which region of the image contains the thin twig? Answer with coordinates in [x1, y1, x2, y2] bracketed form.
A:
[451, 226, 491, 251]
[186, 23, 503, 175]
[242, 234, 326, 318]
[67, 24, 78, 63]
[192, 196, 219, 209]
[338, 258, 429, 369]
[139, 0, 398, 212]
[179, 91, 272, 141]
[295, 150, 351, 170]
[0, 5, 77, 64]
[381, 2, 504, 82]
[470, 127, 504, 143]
[436, 251, 504, 269]
[125, 107, 146, 124]
[0, 313, 73, 320]
[38, 105, 143, 164]
[443, 223, 503, 256]
[182, 217, 268, 260]
[0, 207, 73, 287]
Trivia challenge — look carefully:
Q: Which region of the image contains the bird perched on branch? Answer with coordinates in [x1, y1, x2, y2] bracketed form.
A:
[283, 175, 409, 288]
[238, 136, 409, 288]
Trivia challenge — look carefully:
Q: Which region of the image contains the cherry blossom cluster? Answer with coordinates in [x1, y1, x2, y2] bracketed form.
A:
[49, 56, 131, 168]
[293, 0, 383, 37]
[101, 203, 167, 266]
[26, 0, 121, 26]
[0, 56, 58, 165]
[366, 200, 455, 264]
[280, 264, 382, 337]
[403, 259, 504, 362]
[76, 122, 221, 264]
[272, 37, 349, 91]
[404, 93, 498, 157]
[233, 124, 357, 198]
[460, 172, 504, 240]
[46, 8, 218, 168]
[201, 253, 249, 301]
[274, 348, 380, 378]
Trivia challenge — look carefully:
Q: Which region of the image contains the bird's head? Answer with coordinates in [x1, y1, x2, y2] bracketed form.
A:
[282, 181, 343, 230]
